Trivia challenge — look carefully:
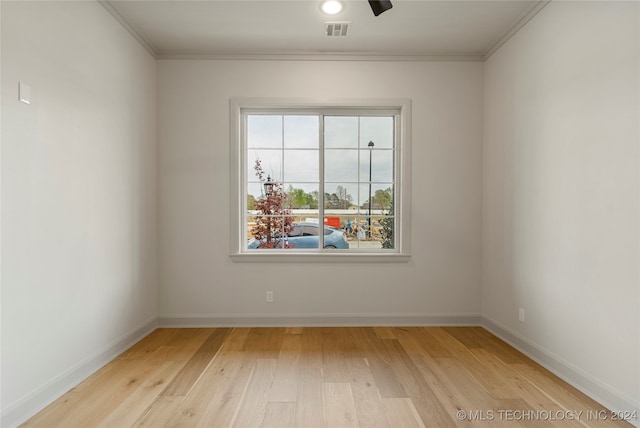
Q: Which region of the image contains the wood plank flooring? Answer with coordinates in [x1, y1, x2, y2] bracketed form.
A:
[21, 327, 633, 427]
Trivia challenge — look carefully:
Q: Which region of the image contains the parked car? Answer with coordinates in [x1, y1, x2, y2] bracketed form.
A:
[248, 223, 349, 249]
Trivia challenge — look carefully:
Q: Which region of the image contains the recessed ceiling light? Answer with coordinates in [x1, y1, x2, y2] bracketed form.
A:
[321, 0, 343, 15]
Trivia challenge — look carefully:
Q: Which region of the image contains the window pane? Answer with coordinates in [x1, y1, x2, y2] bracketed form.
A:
[284, 116, 319, 148]
[248, 115, 282, 148]
[378, 215, 394, 249]
[248, 149, 282, 183]
[358, 183, 393, 212]
[289, 218, 320, 249]
[324, 184, 355, 211]
[283, 150, 318, 182]
[247, 214, 259, 242]
[325, 149, 358, 182]
[249, 214, 296, 249]
[360, 116, 394, 149]
[325, 116, 358, 148]
[349, 215, 372, 248]
[360, 149, 393, 182]
[285, 183, 319, 210]
[247, 183, 263, 208]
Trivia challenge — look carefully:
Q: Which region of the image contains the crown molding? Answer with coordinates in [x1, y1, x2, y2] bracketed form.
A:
[483, 0, 551, 61]
[101, 0, 549, 63]
[155, 50, 484, 62]
[99, 0, 158, 58]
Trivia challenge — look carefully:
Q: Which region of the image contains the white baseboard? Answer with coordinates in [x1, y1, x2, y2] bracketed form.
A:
[157, 313, 482, 327]
[1, 317, 158, 428]
[481, 316, 640, 428]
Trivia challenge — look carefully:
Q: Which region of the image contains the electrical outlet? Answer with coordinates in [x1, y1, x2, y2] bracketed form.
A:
[266, 291, 274, 303]
[519, 308, 525, 323]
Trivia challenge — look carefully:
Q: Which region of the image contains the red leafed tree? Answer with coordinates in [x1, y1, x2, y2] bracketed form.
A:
[251, 159, 295, 248]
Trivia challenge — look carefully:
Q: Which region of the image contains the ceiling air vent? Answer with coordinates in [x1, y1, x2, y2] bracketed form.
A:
[325, 22, 350, 37]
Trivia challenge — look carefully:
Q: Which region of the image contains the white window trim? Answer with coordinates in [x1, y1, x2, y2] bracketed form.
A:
[229, 98, 412, 262]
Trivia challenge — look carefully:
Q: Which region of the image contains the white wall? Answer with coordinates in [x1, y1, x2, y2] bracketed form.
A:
[2, 0, 637, 425]
[157, 60, 483, 323]
[1, 1, 157, 425]
[483, 1, 639, 414]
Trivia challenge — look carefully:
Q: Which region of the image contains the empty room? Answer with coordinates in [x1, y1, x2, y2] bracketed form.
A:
[1, 0, 638, 427]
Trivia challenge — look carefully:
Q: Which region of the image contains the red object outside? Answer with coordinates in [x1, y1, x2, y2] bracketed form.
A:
[324, 216, 340, 229]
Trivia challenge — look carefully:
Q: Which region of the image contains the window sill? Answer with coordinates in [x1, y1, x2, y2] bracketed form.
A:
[229, 253, 411, 263]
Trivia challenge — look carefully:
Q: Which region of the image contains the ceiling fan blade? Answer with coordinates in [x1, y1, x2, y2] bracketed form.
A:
[368, 0, 393, 16]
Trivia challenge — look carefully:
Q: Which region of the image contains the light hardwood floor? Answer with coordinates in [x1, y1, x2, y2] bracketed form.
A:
[21, 327, 632, 427]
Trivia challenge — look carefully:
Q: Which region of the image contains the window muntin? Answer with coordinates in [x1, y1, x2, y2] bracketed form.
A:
[244, 109, 398, 253]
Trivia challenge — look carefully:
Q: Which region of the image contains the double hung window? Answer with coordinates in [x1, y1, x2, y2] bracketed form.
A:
[231, 99, 411, 260]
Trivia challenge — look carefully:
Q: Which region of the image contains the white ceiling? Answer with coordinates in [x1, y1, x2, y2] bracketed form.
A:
[104, 0, 548, 60]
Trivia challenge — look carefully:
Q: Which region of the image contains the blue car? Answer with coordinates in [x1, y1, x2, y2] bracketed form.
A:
[248, 223, 349, 249]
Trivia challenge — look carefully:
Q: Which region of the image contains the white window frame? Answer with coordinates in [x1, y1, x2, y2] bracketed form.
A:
[229, 98, 411, 262]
